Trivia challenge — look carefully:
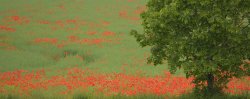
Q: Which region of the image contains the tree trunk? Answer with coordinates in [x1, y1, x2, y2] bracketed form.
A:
[207, 73, 214, 93]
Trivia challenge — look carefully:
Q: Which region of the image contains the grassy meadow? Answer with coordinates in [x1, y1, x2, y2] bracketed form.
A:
[0, 0, 249, 98]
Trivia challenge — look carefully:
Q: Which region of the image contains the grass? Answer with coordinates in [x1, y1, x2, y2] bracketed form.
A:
[0, 0, 171, 75]
[0, 92, 249, 99]
[176, 92, 250, 99]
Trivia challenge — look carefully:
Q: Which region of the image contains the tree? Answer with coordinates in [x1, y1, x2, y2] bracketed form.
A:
[131, 0, 250, 96]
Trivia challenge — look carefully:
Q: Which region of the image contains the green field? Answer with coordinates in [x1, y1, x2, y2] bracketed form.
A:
[0, 0, 174, 74]
[0, 0, 249, 98]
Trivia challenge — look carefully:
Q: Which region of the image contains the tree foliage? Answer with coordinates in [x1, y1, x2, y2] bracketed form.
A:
[131, 0, 250, 95]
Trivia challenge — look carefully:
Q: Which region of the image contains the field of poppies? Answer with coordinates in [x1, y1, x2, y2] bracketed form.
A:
[0, 0, 249, 98]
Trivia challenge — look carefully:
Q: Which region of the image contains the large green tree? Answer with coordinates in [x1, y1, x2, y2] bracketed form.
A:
[131, 0, 250, 96]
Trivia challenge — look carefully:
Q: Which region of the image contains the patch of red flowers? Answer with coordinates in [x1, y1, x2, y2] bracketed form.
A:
[79, 38, 107, 45]
[0, 25, 16, 32]
[66, 35, 112, 45]
[34, 38, 58, 44]
[119, 10, 128, 18]
[119, 10, 140, 21]
[67, 35, 79, 42]
[225, 77, 250, 94]
[9, 16, 30, 24]
[1, 68, 249, 96]
[101, 21, 110, 26]
[102, 31, 115, 36]
[33, 34, 120, 48]
[134, 6, 146, 15]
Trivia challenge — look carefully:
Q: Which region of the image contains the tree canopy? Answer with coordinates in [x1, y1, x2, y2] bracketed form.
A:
[131, 0, 250, 96]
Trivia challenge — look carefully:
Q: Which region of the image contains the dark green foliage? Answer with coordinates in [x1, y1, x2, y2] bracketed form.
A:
[177, 92, 249, 99]
[63, 49, 78, 57]
[131, 0, 250, 96]
[63, 49, 95, 64]
[73, 94, 88, 99]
